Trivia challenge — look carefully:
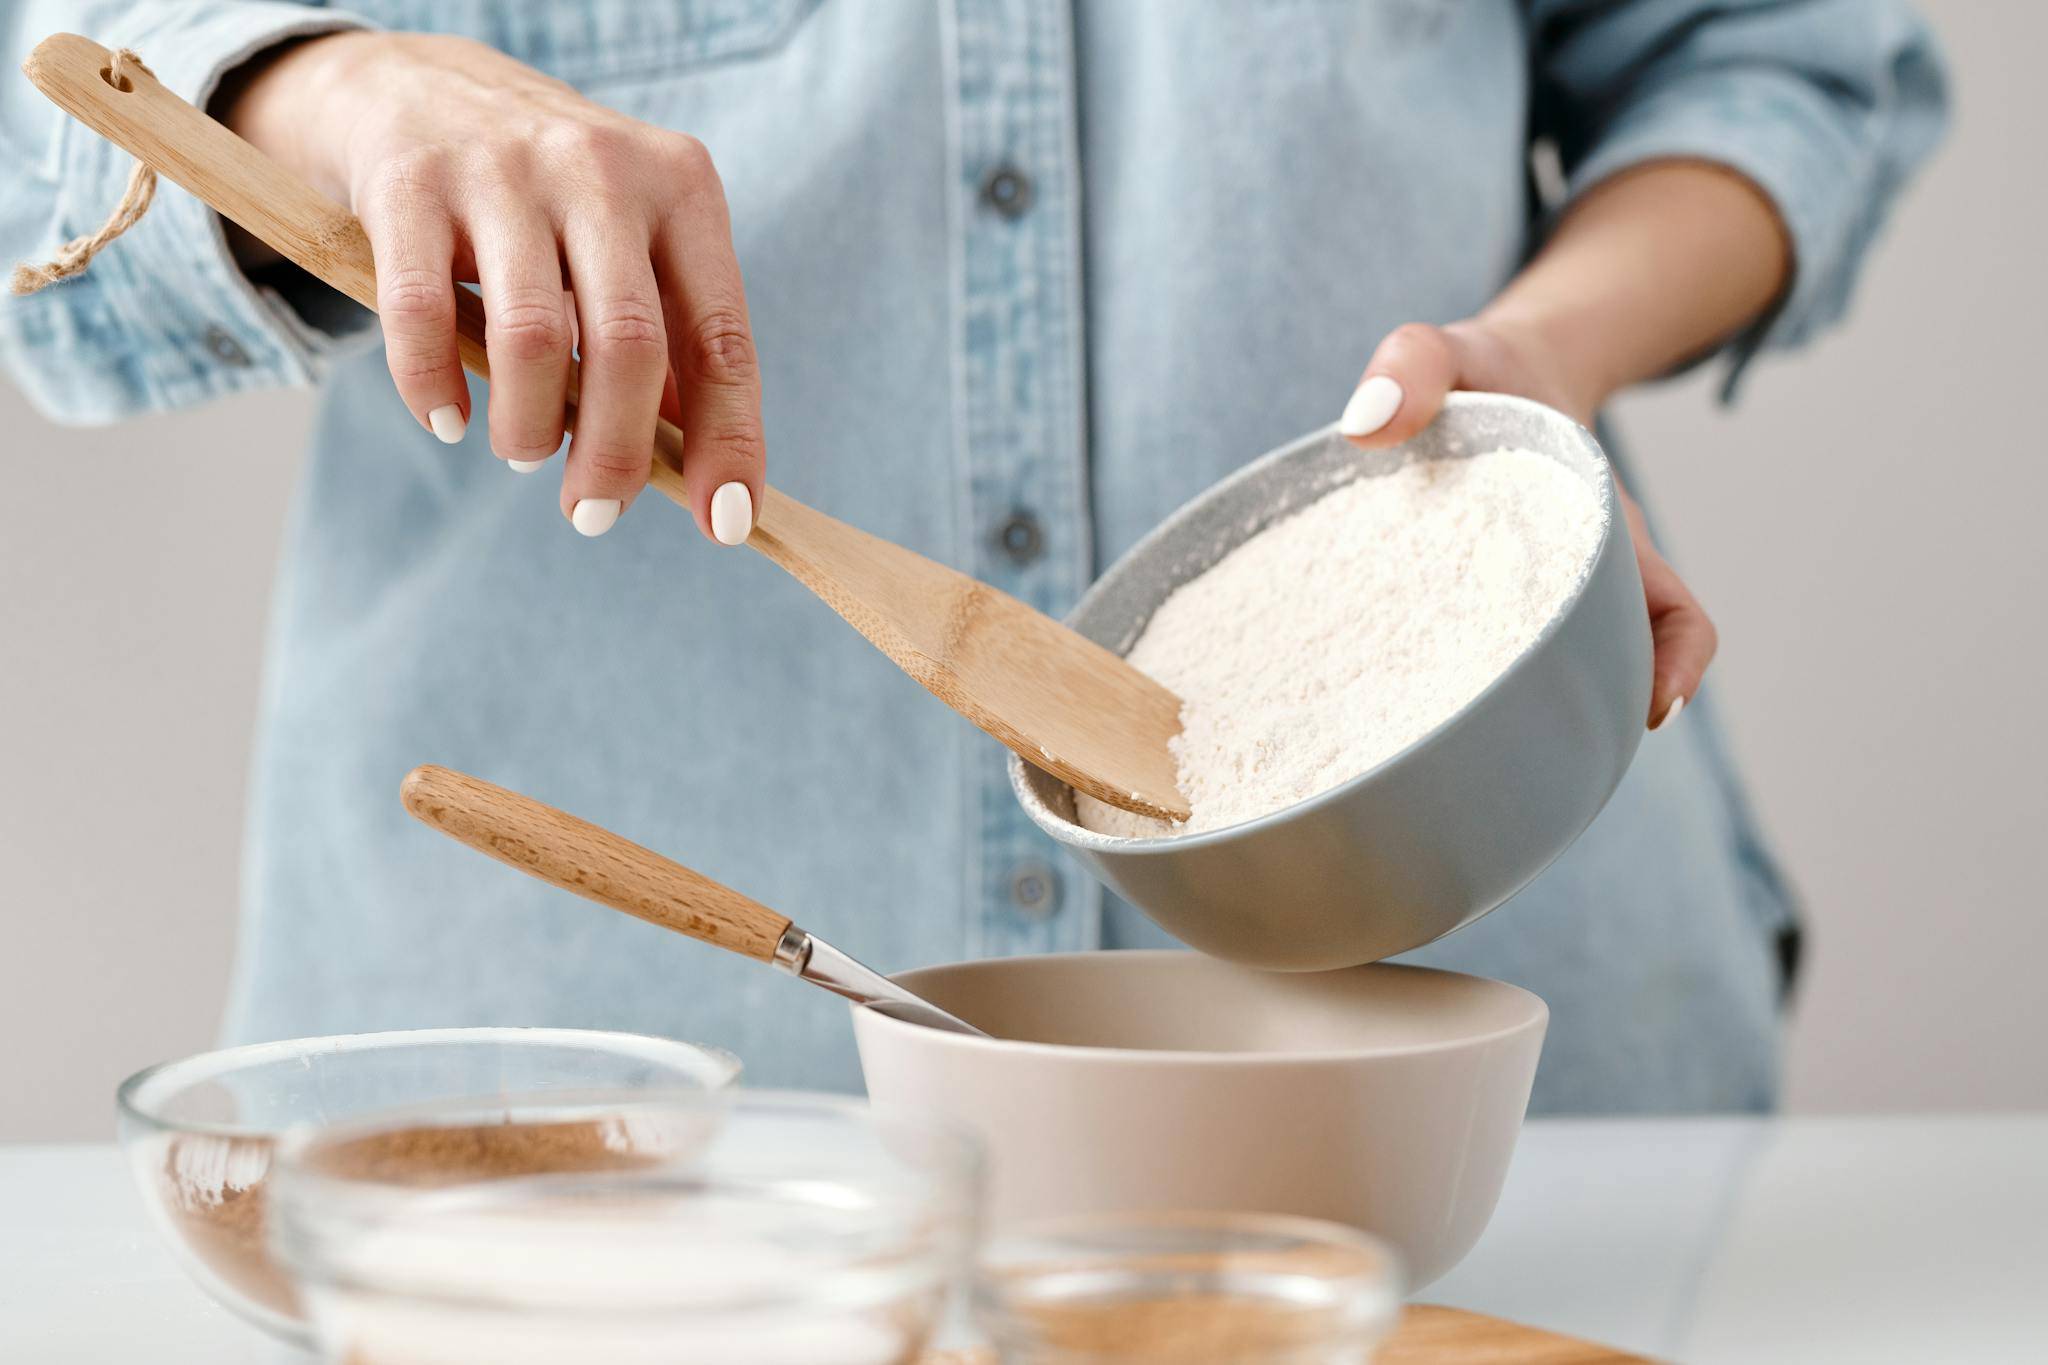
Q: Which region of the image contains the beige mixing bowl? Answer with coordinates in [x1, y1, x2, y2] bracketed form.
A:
[851, 951, 1545, 1289]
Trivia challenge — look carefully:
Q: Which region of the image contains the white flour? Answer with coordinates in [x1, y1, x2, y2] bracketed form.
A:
[1074, 449, 1603, 839]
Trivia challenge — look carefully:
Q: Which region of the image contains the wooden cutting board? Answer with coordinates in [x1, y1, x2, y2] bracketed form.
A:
[1378, 1306, 1651, 1362]
[924, 1303, 1652, 1362]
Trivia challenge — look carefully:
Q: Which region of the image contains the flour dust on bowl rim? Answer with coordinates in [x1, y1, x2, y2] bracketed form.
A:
[852, 950, 1548, 1290]
[1013, 394, 1653, 970]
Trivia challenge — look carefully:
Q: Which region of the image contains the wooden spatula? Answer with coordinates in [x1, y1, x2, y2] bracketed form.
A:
[23, 33, 1188, 821]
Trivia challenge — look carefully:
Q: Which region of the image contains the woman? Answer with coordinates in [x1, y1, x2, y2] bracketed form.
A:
[1, 1, 1943, 1112]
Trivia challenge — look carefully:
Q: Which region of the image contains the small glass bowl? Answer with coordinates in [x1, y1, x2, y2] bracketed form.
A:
[115, 1027, 739, 1342]
[976, 1212, 1402, 1363]
[268, 1090, 982, 1365]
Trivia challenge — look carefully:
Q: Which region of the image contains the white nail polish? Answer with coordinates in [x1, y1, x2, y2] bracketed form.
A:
[1653, 695, 1686, 731]
[511, 434, 568, 472]
[1338, 375, 1403, 438]
[711, 481, 754, 546]
[570, 498, 621, 537]
[428, 405, 466, 444]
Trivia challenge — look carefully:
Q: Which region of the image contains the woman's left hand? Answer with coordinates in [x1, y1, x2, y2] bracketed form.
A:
[1338, 318, 1710, 731]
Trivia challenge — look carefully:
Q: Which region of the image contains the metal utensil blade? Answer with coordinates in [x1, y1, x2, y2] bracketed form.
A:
[776, 931, 987, 1037]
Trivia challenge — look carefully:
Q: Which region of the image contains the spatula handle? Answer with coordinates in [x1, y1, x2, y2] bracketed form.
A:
[20, 33, 693, 502]
[401, 765, 793, 962]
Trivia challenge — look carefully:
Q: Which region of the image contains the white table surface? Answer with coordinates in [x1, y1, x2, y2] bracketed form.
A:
[3, 1114, 2042, 1363]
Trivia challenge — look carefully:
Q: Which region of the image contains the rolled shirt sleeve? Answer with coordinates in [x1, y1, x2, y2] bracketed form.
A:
[0, 1, 374, 424]
[1528, 0, 1949, 397]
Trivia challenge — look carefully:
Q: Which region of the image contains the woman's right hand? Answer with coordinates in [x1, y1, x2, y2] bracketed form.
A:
[221, 30, 762, 543]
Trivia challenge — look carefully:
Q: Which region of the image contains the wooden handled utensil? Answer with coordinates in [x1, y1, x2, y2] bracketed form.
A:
[401, 764, 987, 1036]
[23, 34, 1188, 822]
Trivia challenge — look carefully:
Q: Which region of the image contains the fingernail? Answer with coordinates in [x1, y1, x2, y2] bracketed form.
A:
[427, 405, 466, 444]
[710, 481, 754, 546]
[570, 498, 621, 537]
[510, 433, 569, 473]
[1339, 375, 1403, 437]
[1652, 695, 1686, 731]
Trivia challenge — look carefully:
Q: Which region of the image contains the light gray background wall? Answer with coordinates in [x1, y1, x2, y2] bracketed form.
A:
[2, 8, 2040, 1140]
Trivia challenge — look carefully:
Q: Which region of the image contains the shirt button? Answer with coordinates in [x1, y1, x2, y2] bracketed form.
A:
[994, 509, 1045, 566]
[1007, 860, 1062, 919]
[979, 164, 1035, 221]
[203, 324, 251, 368]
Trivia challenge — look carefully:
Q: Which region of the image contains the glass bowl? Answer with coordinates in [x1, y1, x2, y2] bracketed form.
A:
[269, 1090, 983, 1365]
[114, 1027, 740, 1342]
[976, 1211, 1402, 1363]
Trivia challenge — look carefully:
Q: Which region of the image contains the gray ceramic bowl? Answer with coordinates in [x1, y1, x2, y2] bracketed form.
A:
[1012, 394, 1651, 970]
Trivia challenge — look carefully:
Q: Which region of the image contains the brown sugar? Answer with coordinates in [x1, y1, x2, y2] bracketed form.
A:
[921, 1295, 1343, 1365]
[158, 1134, 298, 1318]
[995, 1294, 1348, 1359]
[159, 1117, 660, 1325]
[938, 1243, 1389, 1363]
[303, 1114, 664, 1185]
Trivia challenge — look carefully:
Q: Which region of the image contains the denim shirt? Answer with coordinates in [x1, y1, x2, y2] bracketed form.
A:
[1, 1, 1945, 1112]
